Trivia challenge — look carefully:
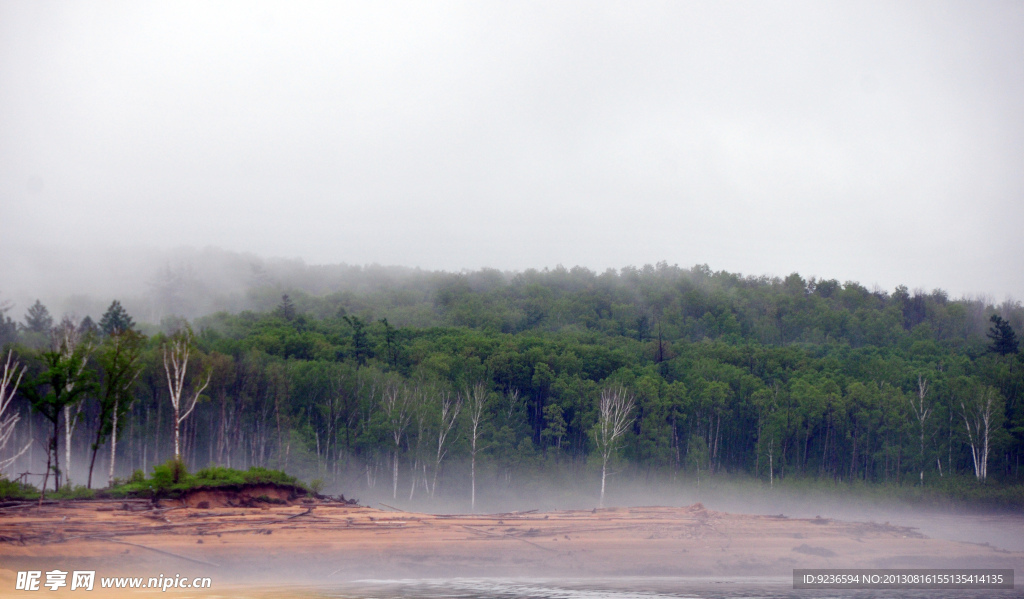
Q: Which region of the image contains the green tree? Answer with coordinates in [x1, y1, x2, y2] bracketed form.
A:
[78, 315, 99, 338]
[88, 329, 145, 488]
[987, 315, 1019, 356]
[380, 318, 399, 368]
[343, 316, 371, 366]
[0, 297, 17, 348]
[22, 348, 96, 492]
[541, 403, 566, 452]
[23, 300, 53, 333]
[274, 294, 297, 321]
[99, 300, 135, 336]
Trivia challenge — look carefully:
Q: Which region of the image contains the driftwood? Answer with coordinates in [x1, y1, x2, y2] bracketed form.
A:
[96, 538, 220, 567]
[285, 507, 314, 520]
[378, 503, 407, 512]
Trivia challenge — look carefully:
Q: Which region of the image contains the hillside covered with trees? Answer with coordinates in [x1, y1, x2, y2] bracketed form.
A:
[1, 263, 1022, 508]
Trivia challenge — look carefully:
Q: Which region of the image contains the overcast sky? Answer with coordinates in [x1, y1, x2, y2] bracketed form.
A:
[2, 1, 1022, 305]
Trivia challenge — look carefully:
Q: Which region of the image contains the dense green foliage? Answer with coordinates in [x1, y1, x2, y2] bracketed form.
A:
[105, 461, 306, 498]
[2, 264, 1022, 508]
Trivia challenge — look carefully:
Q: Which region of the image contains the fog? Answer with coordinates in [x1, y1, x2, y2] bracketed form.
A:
[346, 466, 1024, 553]
[3, 1, 1024, 305]
[14, 439, 1024, 555]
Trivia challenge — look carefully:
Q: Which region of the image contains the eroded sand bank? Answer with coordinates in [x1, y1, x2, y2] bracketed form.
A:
[1, 499, 1020, 595]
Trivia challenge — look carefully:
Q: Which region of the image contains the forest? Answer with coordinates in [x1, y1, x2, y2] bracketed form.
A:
[1, 262, 1022, 508]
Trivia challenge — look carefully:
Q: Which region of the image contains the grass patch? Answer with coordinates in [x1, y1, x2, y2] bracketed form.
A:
[0, 478, 39, 500]
[102, 460, 308, 499]
[0, 480, 95, 500]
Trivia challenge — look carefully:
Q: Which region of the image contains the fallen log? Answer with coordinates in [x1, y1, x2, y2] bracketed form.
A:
[96, 538, 221, 567]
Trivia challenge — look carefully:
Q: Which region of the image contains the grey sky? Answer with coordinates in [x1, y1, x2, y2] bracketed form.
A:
[2, 1, 1022, 307]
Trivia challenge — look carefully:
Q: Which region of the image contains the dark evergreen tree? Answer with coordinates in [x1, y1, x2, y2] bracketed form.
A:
[987, 314, 1019, 355]
[78, 315, 99, 338]
[0, 297, 16, 347]
[99, 300, 135, 336]
[0, 313, 15, 347]
[380, 318, 399, 367]
[274, 294, 297, 321]
[343, 315, 370, 366]
[24, 300, 53, 333]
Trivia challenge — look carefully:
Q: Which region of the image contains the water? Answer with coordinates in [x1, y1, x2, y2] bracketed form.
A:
[316, 577, 1022, 599]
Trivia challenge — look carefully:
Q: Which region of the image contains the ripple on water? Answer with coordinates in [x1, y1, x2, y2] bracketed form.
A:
[320, 577, 1021, 599]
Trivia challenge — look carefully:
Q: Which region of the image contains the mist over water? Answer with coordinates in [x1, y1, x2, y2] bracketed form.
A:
[347, 472, 1024, 553]
[318, 577, 1018, 599]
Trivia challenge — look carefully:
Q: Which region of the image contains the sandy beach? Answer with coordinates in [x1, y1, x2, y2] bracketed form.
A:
[1, 495, 1021, 596]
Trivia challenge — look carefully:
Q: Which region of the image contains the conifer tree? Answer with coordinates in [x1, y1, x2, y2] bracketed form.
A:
[987, 315, 1019, 355]
[99, 300, 135, 336]
[274, 294, 297, 321]
[24, 300, 53, 333]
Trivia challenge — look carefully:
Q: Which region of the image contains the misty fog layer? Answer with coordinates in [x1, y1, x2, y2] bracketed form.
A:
[2, 2, 1024, 300]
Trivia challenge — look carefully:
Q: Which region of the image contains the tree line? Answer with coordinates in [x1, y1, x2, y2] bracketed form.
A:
[0, 263, 1021, 506]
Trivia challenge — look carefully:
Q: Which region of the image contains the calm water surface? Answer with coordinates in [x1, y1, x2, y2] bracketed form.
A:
[316, 577, 1021, 599]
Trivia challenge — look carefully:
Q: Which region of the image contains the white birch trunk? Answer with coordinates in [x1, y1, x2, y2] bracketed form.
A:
[595, 386, 635, 508]
[0, 351, 29, 475]
[108, 399, 118, 486]
[163, 328, 210, 462]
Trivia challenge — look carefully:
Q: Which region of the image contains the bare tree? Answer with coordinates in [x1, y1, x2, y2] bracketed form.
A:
[504, 387, 521, 422]
[498, 388, 522, 486]
[907, 376, 932, 485]
[429, 388, 461, 498]
[381, 379, 411, 499]
[593, 385, 635, 507]
[466, 382, 488, 511]
[162, 326, 211, 461]
[406, 388, 431, 501]
[0, 350, 29, 475]
[754, 384, 780, 488]
[960, 385, 1001, 481]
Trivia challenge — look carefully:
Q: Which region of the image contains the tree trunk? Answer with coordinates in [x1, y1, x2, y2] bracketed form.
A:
[64, 405, 73, 486]
[108, 402, 118, 487]
[173, 404, 181, 461]
[392, 449, 399, 500]
[599, 453, 608, 507]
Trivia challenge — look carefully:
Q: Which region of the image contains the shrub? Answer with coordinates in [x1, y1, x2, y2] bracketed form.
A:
[193, 466, 245, 486]
[0, 478, 38, 500]
[151, 459, 190, 491]
[51, 484, 95, 500]
[242, 466, 300, 487]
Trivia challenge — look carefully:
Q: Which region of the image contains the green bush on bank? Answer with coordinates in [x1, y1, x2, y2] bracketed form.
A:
[0, 480, 95, 501]
[104, 460, 307, 498]
[0, 478, 39, 500]
[2, 463, 308, 501]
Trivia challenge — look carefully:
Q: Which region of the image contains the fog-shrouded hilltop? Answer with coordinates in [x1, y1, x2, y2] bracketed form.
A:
[2, 245, 1021, 335]
[1, 247, 1022, 518]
